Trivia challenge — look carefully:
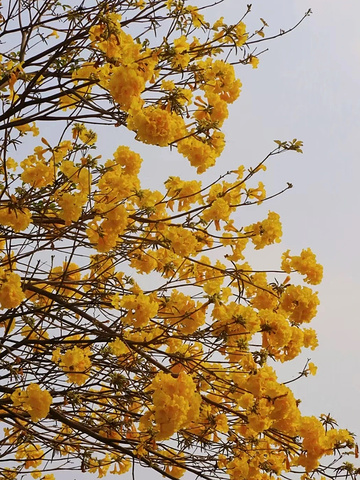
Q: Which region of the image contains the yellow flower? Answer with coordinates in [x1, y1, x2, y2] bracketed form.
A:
[0, 272, 25, 309]
[0, 206, 32, 232]
[127, 106, 186, 147]
[281, 248, 323, 285]
[160, 290, 206, 334]
[186, 6, 206, 28]
[160, 449, 186, 479]
[15, 444, 44, 469]
[21, 157, 55, 188]
[234, 21, 248, 47]
[161, 80, 176, 91]
[215, 413, 229, 433]
[59, 93, 78, 110]
[109, 65, 145, 111]
[172, 35, 191, 69]
[72, 123, 97, 145]
[88, 455, 111, 478]
[120, 292, 158, 328]
[195, 88, 229, 126]
[3, 157, 17, 171]
[222, 235, 248, 262]
[57, 192, 86, 225]
[52, 140, 73, 163]
[87, 204, 129, 252]
[217, 454, 227, 469]
[129, 251, 158, 274]
[250, 55, 259, 69]
[147, 371, 201, 440]
[308, 362, 317, 375]
[109, 455, 131, 475]
[303, 328, 318, 350]
[167, 226, 199, 256]
[227, 453, 249, 480]
[247, 181, 266, 202]
[112, 145, 142, 176]
[280, 285, 319, 324]
[49, 262, 81, 298]
[260, 309, 292, 351]
[14, 121, 39, 136]
[202, 197, 232, 228]
[3, 469, 18, 480]
[177, 136, 217, 173]
[165, 176, 202, 211]
[109, 338, 128, 356]
[60, 346, 92, 385]
[11, 384, 52, 422]
[246, 211, 282, 249]
[196, 59, 241, 103]
[60, 159, 91, 193]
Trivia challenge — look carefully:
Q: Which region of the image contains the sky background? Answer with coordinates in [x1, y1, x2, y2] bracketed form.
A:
[118, 0, 360, 430]
[220, 0, 360, 431]
[66, 1, 360, 477]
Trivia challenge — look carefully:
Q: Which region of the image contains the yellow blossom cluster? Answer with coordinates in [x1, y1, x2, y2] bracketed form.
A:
[0, 206, 32, 232]
[160, 449, 185, 479]
[52, 345, 92, 385]
[69, 9, 254, 174]
[0, 270, 25, 309]
[246, 211, 283, 249]
[85, 146, 143, 251]
[57, 154, 91, 225]
[127, 106, 186, 147]
[72, 123, 97, 145]
[117, 291, 158, 328]
[15, 444, 44, 469]
[147, 371, 201, 440]
[0, 118, 348, 479]
[177, 131, 226, 173]
[14, 121, 39, 137]
[21, 147, 55, 188]
[165, 176, 203, 211]
[280, 285, 320, 324]
[11, 384, 52, 422]
[108, 338, 129, 356]
[49, 262, 81, 297]
[282, 248, 323, 284]
[159, 290, 206, 334]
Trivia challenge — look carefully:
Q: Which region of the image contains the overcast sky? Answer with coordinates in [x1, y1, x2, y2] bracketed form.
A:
[96, 1, 360, 477]
[221, 0, 360, 431]
[131, 0, 360, 429]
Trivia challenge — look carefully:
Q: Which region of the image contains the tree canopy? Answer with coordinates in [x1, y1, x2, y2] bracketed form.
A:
[0, 1, 358, 480]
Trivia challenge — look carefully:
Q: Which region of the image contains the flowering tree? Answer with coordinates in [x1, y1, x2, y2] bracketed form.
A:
[0, 1, 358, 480]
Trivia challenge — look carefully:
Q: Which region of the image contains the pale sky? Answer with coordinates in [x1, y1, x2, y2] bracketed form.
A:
[121, 0, 360, 429]
[222, 0, 360, 432]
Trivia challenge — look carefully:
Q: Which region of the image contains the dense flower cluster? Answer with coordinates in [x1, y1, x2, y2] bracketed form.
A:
[282, 248, 324, 284]
[245, 211, 283, 249]
[127, 106, 186, 147]
[52, 345, 92, 385]
[0, 206, 31, 232]
[0, 271, 25, 309]
[11, 384, 52, 422]
[15, 444, 44, 470]
[147, 371, 201, 440]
